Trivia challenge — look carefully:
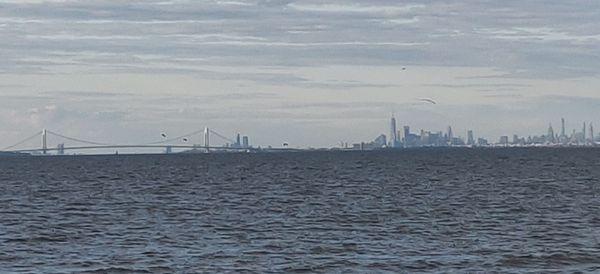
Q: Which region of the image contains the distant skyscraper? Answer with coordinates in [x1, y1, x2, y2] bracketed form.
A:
[389, 115, 398, 148]
[447, 126, 453, 145]
[57, 143, 65, 155]
[561, 118, 566, 137]
[547, 124, 555, 143]
[403, 126, 411, 147]
[242, 136, 249, 148]
[499, 136, 509, 146]
[583, 122, 587, 143]
[513, 134, 520, 145]
[467, 130, 474, 146]
[590, 123, 594, 144]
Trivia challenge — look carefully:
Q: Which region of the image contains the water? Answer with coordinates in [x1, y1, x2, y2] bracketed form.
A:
[1, 148, 600, 273]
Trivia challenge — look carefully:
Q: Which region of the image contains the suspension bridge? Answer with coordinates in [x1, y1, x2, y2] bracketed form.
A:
[1, 127, 294, 155]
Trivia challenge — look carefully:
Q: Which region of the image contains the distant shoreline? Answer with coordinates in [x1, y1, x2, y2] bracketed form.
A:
[2, 146, 600, 157]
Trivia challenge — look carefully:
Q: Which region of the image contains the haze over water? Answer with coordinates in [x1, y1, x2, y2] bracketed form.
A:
[2, 149, 600, 273]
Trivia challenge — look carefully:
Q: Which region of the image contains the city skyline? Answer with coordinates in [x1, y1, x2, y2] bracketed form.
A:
[356, 115, 599, 150]
[3, 114, 599, 153]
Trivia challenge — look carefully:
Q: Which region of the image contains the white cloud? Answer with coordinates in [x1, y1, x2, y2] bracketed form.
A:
[174, 40, 428, 47]
[478, 27, 600, 44]
[26, 34, 145, 41]
[378, 17, 420, 25]
[287, 3, 425, 15]
[215, 0, 255, 6]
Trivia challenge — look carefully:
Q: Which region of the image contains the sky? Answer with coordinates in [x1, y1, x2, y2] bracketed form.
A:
[1, 0, 600, 149]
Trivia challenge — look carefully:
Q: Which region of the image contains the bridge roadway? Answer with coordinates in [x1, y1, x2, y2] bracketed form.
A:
[9, 145, 300, 153]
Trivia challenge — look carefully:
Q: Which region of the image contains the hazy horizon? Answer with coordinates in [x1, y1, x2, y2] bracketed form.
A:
[2, 0, 600, 148]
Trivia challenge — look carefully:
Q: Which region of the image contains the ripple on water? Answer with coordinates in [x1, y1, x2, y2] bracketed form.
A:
[1, 149, 600, 272]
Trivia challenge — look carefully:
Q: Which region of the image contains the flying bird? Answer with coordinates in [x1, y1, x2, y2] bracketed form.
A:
[183, 138, 188, 142]
[161, 133, 167, 138]
[418, 98, 437, 105]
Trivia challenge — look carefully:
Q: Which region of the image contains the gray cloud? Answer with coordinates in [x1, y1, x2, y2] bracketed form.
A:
[4, 0, 597, 78]
[1, 1, 600, 148]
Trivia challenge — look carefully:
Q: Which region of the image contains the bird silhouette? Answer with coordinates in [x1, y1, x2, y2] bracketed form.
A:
[418, 98, 437, 105]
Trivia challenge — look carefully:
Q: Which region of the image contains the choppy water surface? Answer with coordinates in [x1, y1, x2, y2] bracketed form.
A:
[1, 148, 600, 273]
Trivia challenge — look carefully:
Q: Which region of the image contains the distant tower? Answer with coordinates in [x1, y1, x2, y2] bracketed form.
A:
[57, 143, 65, 155]
[403, 126, 410, 147]
[242, 136, 249, 148]
[389, 115, 398, 148]
[467, 130, 475, 146]
[590, 122, 594, 144]
[236, 133, 241, 147]
[42, 129, 47, 155]
[513, 134, 521, 145]
[499, 136, 509, 146]
[561, 118, 566, 137]
[547, 124, 555, 143]
[203, 127, 210, 151]
[447, 126, 454, 144]
[583, 122, 587, 143]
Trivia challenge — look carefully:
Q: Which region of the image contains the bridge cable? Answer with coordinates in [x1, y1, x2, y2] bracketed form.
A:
[2, 131, 42, 151]
[46, 130, 113, 146]
[209, 129, 236, 144]
[147, 128, 236, 145]
[146, 129, 206, 144]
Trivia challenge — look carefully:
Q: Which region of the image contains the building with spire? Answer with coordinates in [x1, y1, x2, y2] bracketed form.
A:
[389, 115, 398, 148]
[547, 124, 555, 143]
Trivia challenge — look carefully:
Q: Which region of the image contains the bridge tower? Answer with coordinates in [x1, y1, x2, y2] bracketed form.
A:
[204, 127, 210, 152]
[41, 129, 47, 154]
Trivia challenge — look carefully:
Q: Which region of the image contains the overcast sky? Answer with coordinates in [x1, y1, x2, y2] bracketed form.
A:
[1, 0, 600, 149]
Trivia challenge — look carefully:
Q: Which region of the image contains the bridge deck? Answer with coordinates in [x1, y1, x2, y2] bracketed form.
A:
[8, 145, 298, 153]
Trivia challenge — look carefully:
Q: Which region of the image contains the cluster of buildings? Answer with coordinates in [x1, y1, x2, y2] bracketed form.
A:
[501, 118, 596, 146]
[228, 133, 251, 149]
[352, 116, 598, 150]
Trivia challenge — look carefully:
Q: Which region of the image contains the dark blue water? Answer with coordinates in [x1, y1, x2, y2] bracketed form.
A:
[1, 149, 600, 273]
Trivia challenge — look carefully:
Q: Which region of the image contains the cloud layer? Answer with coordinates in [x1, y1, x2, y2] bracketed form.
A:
[1, 0, 600, 148]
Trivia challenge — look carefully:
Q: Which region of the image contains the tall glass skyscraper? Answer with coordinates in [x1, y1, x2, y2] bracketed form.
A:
[390, 116, 398, 148]
[467, 130, 474, 146]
